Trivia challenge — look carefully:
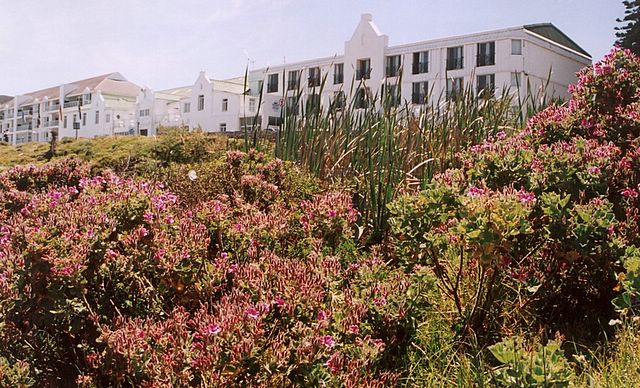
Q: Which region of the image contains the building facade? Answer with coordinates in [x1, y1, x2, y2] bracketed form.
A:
[0, 73, 141, 144]
[248, 14, 592, 130]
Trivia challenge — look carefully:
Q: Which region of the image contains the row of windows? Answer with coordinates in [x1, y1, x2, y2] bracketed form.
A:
[266, 39, 524, 93]
[281, 71, 524, 112]
[190, 97, 255, 113]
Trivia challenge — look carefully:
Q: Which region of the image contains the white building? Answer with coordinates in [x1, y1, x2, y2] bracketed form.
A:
[0, 73, 141, 144]
[135, 72, 260, 134]
[136, 85, 192, 136]
[248, 14, 592, 129]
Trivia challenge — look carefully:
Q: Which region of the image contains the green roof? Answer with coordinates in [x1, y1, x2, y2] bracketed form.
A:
[524, 23, 591, 58]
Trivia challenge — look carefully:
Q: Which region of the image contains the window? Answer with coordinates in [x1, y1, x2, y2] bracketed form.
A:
[446, 46, 464, 70]
[287, 70, 300, 91]
[268, 116, 283, 126]
[356, 59, 371, 80]
[198, 95, 204, 111]
[249, 98, 256, 112]
[286, 96, 298, 115]
[512, 39, 523, 55]
[63, 115, 68, 128]
[355, 87, 371, 109]
[334, 63, 344, 84]
[222, 98, 228, 112]
[106, 113, 111, 123]
[510, 72, 522, 88]
[384, 84, 401, 108]
[306, 94, 321, 113]
[239, 116, 261, 131]
[308, 67, 321, 87]
[220, 123, 227, 132]
[477, 42, 495, 66]
[476, 74, 496, 97]
[446, 78, 464, 100]
[412, 81, 428, 104]
[267, 73, 279, 93]
[95, 110, 99, 124]
[386, 55, 401, 77]
[412, 51, 429, 74]
[332, 91, 346, 110]
[82, 113, 87, 126]
[83, 93, 92, 104]
[184, 103, 191, 113]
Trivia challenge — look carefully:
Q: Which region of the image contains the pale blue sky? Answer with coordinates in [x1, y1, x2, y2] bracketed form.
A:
[0, 0, 624, 96]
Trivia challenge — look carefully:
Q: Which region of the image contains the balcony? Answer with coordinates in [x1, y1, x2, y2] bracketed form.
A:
[16, 124, 32, 131]
[64, 101, 80, 108]
[476, 54, 495, 67]
[446, 57, 464, 71]
[48, 103, 60, 112]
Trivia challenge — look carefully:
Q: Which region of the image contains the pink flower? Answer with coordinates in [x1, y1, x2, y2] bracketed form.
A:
[517, 188, 536, 205]
[587, 166, 601, 175]
[622, 188, 639, 198]
[349, 325, 359, 334]
[317, 309, 329, 322]
[324, 352, 341, 374]
[143, 211, 154, 223]
[246, 307, 260, 320]
[373, 297, 387, 306]
[327, 209, 337, 218]
[273, 296, 285, 307]
[154, 249, 166, 260]
[495, 131, 507, 140]
[322, 335, 335, 348]
[467, 186, 486, 198]
[204, 323, 221, 336]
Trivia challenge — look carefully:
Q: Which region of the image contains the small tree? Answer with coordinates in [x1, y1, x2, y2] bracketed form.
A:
[616, 0, 640, 55]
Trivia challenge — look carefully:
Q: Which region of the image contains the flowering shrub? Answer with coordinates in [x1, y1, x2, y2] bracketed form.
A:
[389, 47, 640, 339]
[0, 156, 422, 386]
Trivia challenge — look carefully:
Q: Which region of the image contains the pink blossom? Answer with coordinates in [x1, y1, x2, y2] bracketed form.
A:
[467, 186, 486, 198]
[322, 335, 335, 348]
[517, 188, 537, 205]
[324, 352, 341, 374]
[327, 209, 337, 218]
[246, 307, 260, 320]
[587, 166, 601, 175]
[204, 323, 221, 336]
[349, 325, 359, 334]
[622, 188, 639, 198]
[373, 297, 387, 306]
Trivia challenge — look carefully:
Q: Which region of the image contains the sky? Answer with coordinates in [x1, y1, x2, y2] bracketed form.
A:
[0, 0, 625, 96]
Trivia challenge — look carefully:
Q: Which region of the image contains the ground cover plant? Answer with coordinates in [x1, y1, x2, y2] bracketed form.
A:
[0, 47, 639, 387]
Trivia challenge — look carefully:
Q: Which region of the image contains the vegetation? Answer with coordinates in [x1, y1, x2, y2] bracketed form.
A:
[0, 47, 639, 387]
[616, 0, 640, 55]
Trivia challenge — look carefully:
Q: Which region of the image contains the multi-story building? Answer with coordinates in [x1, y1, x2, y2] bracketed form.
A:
[135, 72, 260, 134]
[248, 14, 592, 130]
[0, 73, 141, 144]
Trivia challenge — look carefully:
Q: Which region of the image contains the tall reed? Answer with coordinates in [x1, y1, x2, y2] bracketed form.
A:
[262, 71, 553, 241]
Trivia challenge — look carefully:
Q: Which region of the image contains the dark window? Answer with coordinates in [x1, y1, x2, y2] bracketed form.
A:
[412, 51, 429, 74]
[332, 91, 346, 110]
[198, 95, 204, 111]
[446, 46, 464, 70]
[306, 93, 321, 113]
[385, 55, 401, 77]
[287, 70, 300, 91]
[356, 59, 371, 80]
[412, 81, 428, 104]
[286, 96, 298, 115]
[334, 63, 344, 84]
[446, 78, 464, 100]
[267, 73, 279, 93]
[308, 67, 321, 88]
[477, 42, 495, 67]
[268, 116, 283, 126]
[383, 84, 401, 107]
[355, 87, 370, 109]
[477, 74, 496, 97]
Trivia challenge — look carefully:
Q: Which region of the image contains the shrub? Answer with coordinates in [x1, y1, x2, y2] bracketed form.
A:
[388, 47, 640, 341]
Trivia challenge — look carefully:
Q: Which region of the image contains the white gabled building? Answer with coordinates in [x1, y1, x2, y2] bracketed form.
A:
[179, 72, 258, 133]
[248, 14, 592, 129]
[136, 85, 192, 136]
[0, 73, 142, 144]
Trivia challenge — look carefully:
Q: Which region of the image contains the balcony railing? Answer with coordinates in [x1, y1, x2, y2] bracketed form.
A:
[476, 54, 495, 67]
[412, 62, 429, 74]
[64, 101, 80, 108]
[446, 57, 464, 70]
[16, 124, 32, 131]
[48, 103, 60, 112]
